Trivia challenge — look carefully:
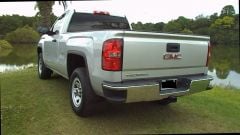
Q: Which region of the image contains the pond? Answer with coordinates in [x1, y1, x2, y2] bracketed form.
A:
[208, 45, 240, 88]
[0, 44, 239, 88]
[0, 44, 37, 72]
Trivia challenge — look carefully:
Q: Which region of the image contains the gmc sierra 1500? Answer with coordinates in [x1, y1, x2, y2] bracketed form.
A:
[37, 9, 213, 117]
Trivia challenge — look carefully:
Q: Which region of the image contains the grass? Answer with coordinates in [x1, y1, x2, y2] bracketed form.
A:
[1, 68, 240, 134]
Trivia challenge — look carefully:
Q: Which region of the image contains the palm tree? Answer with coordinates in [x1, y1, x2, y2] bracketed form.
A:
[59, 1, 67, 10]
[35, 1, 55, 28]
[35, 1, 68, 28]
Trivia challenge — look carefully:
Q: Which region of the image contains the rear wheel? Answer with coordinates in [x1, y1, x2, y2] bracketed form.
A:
[38, 52, 52, 79]
[69, 68, 97, 117]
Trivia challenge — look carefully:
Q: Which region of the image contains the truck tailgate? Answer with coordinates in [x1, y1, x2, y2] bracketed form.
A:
[121, 31, 210, 80]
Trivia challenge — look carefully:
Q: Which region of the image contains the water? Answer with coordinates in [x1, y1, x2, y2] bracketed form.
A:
[207, 45, 240, 88]
[0, 44, 37, 72]
[208, 70, 240, 88]
[0, 63, 35, 72]
[0, 44, 239, 88]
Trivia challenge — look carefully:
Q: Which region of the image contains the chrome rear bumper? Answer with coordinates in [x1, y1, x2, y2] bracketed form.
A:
[102, 75, 213, 103]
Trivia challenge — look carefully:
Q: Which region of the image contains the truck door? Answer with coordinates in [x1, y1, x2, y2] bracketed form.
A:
[44, 13, 66, 71]
[43, 34, 58, 69]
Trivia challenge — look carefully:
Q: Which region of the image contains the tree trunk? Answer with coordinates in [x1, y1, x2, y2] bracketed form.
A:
[36, 1, 54, 28]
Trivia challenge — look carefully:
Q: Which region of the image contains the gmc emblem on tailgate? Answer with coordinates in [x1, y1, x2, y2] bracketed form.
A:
[163, 53, 182, 60]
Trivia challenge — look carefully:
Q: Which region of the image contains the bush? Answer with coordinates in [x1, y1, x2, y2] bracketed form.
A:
[181, 28, 193, 34]
[0, 39, 13, 50]
[5, 25, 40, 44]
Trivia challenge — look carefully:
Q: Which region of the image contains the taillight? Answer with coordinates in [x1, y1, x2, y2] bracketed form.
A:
[102, 39, 123, 71]
[206, 42, 211, 67]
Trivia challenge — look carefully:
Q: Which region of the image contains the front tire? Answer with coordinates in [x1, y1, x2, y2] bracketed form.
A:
[69, 68, 97, 117]
[38, 52, 52, 79]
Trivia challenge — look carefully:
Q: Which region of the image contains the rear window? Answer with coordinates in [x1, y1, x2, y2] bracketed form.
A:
[67, 12, 130, 32]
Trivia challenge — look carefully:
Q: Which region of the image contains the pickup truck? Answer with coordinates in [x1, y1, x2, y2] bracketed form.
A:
[37, 9, 213, 117]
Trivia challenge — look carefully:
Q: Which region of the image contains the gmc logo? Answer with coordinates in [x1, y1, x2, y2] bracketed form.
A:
[163, 53, 182, 60]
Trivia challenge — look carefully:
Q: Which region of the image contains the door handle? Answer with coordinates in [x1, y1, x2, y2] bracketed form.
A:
[52, 39, 57, 42]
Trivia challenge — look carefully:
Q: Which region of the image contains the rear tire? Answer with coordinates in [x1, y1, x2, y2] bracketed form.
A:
[69, 68, 97, 117]
[38, 52, 52, 79]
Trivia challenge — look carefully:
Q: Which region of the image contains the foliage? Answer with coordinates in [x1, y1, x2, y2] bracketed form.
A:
[210, 16, 238, 44]
[0, 15, 36, 36]
[163, 20, 182, 33]
[131, 5, 239, 44]
[131, 22, 166, 32]
[210, 13, 218, 22]
[0, 39, 13, 50]
[154, 22, 165, 32]
[35, 1, 55, 28]
[0, 14, 57, 37]
[176, 16, 193, 30]
[34, 1, 68, 28]
[211, 16, 235, 29]
[208, 45, 240, 79]
[0, 49, 12, 57]
[221, 5, 235, 17]
[5, 25, 40, 44]
[191, 16, 211, 35]
[181, 28, 193, 34]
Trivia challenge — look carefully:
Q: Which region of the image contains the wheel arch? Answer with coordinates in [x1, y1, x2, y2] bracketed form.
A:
[67, 50, 90, 78]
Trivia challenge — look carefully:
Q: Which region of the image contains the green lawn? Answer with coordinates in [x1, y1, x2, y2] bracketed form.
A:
[1, 68, 240, 134]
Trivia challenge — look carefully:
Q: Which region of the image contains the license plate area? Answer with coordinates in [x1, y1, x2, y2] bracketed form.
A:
[160, 79, 177, 91]
[159, 78, 191, 95]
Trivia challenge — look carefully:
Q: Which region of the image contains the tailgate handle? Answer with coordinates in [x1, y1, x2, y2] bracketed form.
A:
[167, 43, 180, 52]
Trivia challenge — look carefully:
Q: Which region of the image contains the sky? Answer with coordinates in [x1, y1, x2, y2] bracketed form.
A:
[0, 0, 239, 23]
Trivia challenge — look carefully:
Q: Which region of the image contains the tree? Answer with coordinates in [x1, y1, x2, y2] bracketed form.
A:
[0, 15, 22, 35]
[59, 1, 67, 10]
[181, 28, 193, 34]
[35, 1, 55, 28]
[234, 14, 239, 29]
[163, 17, 192, 34]
[210, 16, 236, 44]
[191, 15, 211, 35]
[154, 22, 165, 32]
[211, 16, 235, 29]
[131, 22, 144, 31]
[5, 25, 40, 44]
[210, 13, 218, 23]
[144, 23, 155, 31]
[221, 5, 235, 17]
[176, 16, 192, 30]
[35, 1, 68, 28]
[131, 22, 165, 32]
[163, 20, 182, 33]
[0, 15, 36, 36]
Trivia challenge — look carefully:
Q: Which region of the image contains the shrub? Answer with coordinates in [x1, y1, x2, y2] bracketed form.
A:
[5, 25, 40, 44]
[181, 28, 193, 34]
[0, 39, 13, 50]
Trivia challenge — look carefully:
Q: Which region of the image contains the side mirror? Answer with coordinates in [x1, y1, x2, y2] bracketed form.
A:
[37, 26, 58, 36]
[37, 26, 49, 34]
[46, 30, 57, 36]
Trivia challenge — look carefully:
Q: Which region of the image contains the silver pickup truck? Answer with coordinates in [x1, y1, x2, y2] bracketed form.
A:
[37, 9, 213, 117]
